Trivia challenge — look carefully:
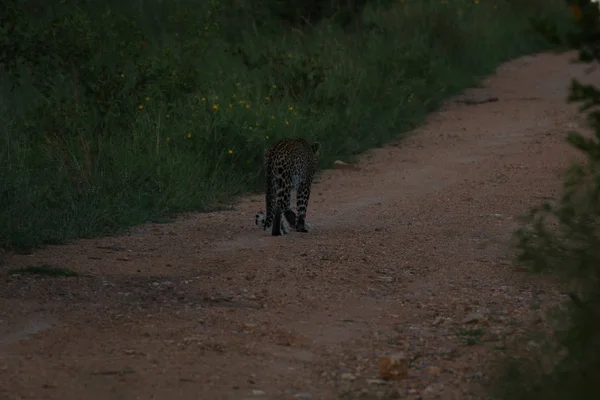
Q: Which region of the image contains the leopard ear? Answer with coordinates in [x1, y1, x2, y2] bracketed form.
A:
[311, 142, 320, 155]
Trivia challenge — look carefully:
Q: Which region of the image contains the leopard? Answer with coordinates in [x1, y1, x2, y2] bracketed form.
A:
[255, 138, 320, 236]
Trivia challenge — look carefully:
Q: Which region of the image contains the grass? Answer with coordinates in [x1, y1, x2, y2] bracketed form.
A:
[0, 0, 570, 249]
[8, 264, 78, 277]
[459, 328, 486, 346]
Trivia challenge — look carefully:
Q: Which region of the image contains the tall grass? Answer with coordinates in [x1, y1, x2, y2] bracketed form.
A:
[0, 0, 569, 249]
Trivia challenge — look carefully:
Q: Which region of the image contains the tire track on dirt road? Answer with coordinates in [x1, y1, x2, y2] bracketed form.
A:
[0, 51, 595, 400]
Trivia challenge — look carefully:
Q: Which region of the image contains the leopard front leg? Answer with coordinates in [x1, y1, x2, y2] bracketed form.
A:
[295, 180, 313, 233]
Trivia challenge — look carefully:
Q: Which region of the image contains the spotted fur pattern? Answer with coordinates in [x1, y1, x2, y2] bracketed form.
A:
[255, 138, 320, 236]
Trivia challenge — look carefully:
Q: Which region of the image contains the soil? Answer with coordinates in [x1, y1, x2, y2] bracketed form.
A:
[1, 51, 597, 400]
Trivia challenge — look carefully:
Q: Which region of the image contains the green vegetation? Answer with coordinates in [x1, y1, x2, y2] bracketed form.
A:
[0, 0, 569, 249]
[8, 264, 78, 277]
[459, 328, 486, 346]
[491, 1, 600, 399]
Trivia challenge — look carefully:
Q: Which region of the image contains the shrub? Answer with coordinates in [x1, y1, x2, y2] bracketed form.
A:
[490, 1, 600, 399]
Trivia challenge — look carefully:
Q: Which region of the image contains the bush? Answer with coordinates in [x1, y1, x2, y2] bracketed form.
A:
[490, 1, 600, 399]
[0, 0, 569, 249]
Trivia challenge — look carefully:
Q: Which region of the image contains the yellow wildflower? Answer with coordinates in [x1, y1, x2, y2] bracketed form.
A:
[285, 119, 289, 126]
[187, 133, 192, 139]
[212, 104, 219, 111]
[272, 84, 277, 89]
[245, 103, 251, 109]
[145, 96, 150, 101]
[201, 97, 206, 102]
[288, 106, 293, 111]
[227, 149, 233, 154]
[228, 103, 233, 109]
[138, 104, 143, 110]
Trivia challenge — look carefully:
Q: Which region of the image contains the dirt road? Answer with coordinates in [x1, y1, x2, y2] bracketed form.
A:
[0, 51, 595, 400]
